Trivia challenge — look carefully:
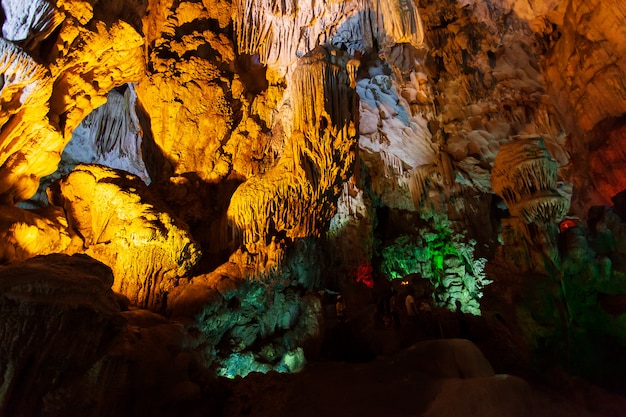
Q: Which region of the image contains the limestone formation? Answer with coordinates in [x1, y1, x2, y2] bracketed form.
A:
[50, 165, 201, 311]
[492, 136, 568, 224]
[0, 205, 71, 263]
[1, 0, 62, 50]
[43, 309, 210, 417]
[1, 0, 626, 414]
[0, 253, 124, 417]
[0, 2, 144, 204]
[169, 253, 321, 378]
[543, 0, 626, 137]
[135, 0, 238, 184]
[228, 46, 358, 252]
[589, 123, 626, 204]
[0, 38, 59, 204]
[48, 18, 145, 138]
[491, 136, 568, 271]
[539, 0, 626, 209]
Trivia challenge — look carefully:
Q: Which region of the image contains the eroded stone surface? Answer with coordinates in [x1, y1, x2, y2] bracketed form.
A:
[0, 253, 124, 416]
[0, 205, 71, 263]
[0, 2, 145, 204]
[50, 164, 201, 311]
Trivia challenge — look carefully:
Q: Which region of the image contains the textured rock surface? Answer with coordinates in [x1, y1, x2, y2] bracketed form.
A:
[41, 309, 218, 417]
[50, 164, 201, 311]
[228, 45, 358, 252]
[135, 0, 238, 183]
[0, 205, 71, 263]
[0, 38, 60, 204]
[0, 253, 124, 416]
[492, 136, 568, 224]
[0, 0, 144, 204]
[543, 0, 626, 136]
[169, 246, 323, 378]
[541, 0, 626, 209]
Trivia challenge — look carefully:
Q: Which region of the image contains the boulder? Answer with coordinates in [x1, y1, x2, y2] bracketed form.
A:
[0, 253, 124, 417]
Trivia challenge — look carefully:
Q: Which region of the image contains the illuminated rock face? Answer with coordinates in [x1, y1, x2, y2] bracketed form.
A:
[50, 165, 201, 311]
[539, 0, 626, 208]
[234, 0, 424, 68]
[136, 0, 238, 183]
[0, 205, 71, 263]
[228, 46, 358, 252]
[0, 38, 60, 204]
[0, 1, 144, 204]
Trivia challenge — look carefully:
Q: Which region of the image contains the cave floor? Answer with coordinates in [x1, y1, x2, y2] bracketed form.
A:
[220, 312, 626, 417]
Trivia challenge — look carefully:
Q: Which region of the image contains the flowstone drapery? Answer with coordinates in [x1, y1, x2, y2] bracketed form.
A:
[491, 136, 569, 272]
[50, 165, 201, 311]
[234, 0, 424, 68]
[228, 46, 358, 254]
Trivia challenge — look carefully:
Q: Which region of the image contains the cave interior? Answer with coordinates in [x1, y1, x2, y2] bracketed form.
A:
[2, 0, 626, 416]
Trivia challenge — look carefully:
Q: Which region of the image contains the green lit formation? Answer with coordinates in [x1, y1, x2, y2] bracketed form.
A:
[218, 348, 306, 379]
[381, 214, 491, 315]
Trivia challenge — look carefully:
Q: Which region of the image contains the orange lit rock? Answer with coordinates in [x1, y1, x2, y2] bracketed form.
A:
[0, 5, 144, 204]
[0, 205, 71, 263]
[49, 19, 145, 138]
[589, 123, 626, 203]
[227, 46, 358, 252]
[50, 164, 201, 311]
[0, 39, 61, 204]
[136, 0, 237, 183]
[543, 0, 626, 137]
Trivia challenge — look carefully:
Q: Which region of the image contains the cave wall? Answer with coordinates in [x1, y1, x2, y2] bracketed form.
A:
[2, 0, 626, 413]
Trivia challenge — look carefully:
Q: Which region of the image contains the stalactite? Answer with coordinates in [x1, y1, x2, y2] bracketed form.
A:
[233, 0, 424, 68]
[228, 46, 357, 255]
[81, 88, 142, 158]
[408, 164, 436, 209]
[372, 0, 424, 48]
[1, 0, 61, 50]
[492, 136, 568, 224]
